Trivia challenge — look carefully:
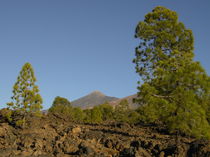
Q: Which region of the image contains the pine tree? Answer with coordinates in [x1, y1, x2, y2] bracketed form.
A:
[115, 100, 130, 122]
[117, 99, 129, 113]
[49, 96, 73, 119]
[98, 103, 114, 121]
[52, 96, 71, 107]
[7, 63, 43, 116]
[133, 6, 210, 138]
[91, 106, 103, 123]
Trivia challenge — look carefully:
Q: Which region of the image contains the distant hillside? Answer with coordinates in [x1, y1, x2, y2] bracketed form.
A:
[109, 94, 139, 109]
[71, 91, 118, 109]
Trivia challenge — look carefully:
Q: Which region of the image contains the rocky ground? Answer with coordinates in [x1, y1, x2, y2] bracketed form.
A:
[0, 113, 209, 157]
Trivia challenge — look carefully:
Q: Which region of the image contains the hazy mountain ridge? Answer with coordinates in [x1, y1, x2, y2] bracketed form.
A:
[109, 94, 139, 109]
[71, 91, 139, 109]
[71, 91, 118, 109]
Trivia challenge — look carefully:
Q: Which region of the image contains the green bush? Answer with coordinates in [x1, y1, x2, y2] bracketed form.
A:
[15, 119, 26, 127]
[83, 107, 103, 123]
[127, 111, 140, 124]
[97, 103, 114, 121]
[52, 96, 71, 107]
[114, 100, 130, 122]
[72, 107, 85, 122]
[49, 104, 71, 114]
[49, 97, 86, 122]
[0, 108, 13, 123]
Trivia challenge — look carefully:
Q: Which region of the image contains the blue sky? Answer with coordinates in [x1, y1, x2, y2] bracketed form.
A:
[0, 0, 209, 109]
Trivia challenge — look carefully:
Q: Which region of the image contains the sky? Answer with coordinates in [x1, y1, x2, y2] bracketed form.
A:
[0, 0, 210, 109]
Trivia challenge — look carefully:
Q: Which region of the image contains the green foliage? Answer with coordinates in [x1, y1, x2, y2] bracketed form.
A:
[15, 119, 26, 127]
[91, 106, 103, 123]
[49, 98, 140, 124]
[127, 111, 140, 124]
[97, 103, 114, 121]
[82, 103, 114, 124]
[52, 96, 71, 107]
[7, 62, 43, 118]
[114, 99, 130, 122]
[0, 108, 13, 123]
[112, 100, 140, 124]
[133, 6, 210, 139]
[117, 100, 129, 112]
[83, 109, 91, 122]
[72, 107, 85, 122]
[49, 97, 85, 122]
[5, 110, 13, 122]
[49, 104, 73, 116]
[84, 106, 103, 123]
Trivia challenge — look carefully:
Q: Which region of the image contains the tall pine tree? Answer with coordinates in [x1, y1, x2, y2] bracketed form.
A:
[7, 63, 43, 115]
[133, 6, 210, 138]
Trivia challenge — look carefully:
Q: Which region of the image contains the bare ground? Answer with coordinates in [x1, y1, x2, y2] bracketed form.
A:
[0, 113, 209, 157]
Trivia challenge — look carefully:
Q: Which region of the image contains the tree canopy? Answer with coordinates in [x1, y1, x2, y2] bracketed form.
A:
[7, 62, 43, 115]
[52, 96, 71, 107]
[133, 6, 210, 138]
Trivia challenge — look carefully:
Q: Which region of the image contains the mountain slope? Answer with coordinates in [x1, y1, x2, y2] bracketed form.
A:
[71, 91, 118, 109]
[109, 94, 139, 109]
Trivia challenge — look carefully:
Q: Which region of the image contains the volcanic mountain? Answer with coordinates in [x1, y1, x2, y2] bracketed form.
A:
[108, 94, 139, 109]
[71, 91, 118, 109]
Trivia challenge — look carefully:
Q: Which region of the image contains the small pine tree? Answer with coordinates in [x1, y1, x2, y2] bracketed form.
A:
[117, 99, 129, 112]
[72, 107, 85, 122]
[133, 6, 210, 138]
[128, 111, 140, 124]
[7, 63, 43, 117]
[84, 107, 103, 123]
[49, 104, 72, 115]
[114, 99, 130, 122]
[52, 96, 71, 107]
[98, 102, 114, 121]
[91, 106, 103, 123]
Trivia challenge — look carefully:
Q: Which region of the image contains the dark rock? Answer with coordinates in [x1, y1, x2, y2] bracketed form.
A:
[105, 139, 113, 149]
[136, 147, 152, 157]
[162, 145, 177, 156]
[77, 142, 94, 155]
[116, 122, 130, 129]
[187, 140, 210, 157]
[120, 147, 136, 157]
[115, 141, 124, 151]
[130, 140, 141, 148]
[62, 139, 79, 154]
[0, 110, 209, 157]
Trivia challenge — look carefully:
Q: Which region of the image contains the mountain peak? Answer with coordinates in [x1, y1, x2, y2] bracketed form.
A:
[71, 91, 118, 109]
[90, 90, 105, 96]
